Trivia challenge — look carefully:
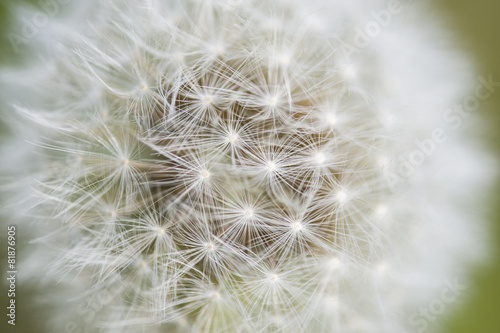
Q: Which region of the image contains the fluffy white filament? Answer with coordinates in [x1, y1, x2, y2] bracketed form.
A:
[0, 0, 491, 332]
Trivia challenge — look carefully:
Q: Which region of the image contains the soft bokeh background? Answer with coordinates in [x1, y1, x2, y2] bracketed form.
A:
[0, 0, 498, 332]
[434, 1, 500, 332]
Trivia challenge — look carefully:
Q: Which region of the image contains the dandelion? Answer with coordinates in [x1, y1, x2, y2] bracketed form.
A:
[0, 0, 491, 332]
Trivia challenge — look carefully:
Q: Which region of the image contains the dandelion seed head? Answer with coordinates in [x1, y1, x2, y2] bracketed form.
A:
[203, 95, 214, 106]
[340, 63, 357, 79]
[1, 0, 491, 332]
[276, 53, 291, 66]
[206, 242, 215, 251]
[329, 257, 340, 269]
[266, 96, 279, 107]
[227, 133, 239, 143]
[266, 160, 277, 172]
[325, 113, 337, 126]
[156, 227, 166, 236]
[212, 44, 225, 56]
[244, 209, 254, 218]
[374, 204, 388, 219]
[291, 221, 303, 232]
[335, 190, 347, 202]
[269, 273, 279, 283]
[211, 290, 221, 300]
[174, 52, 185, 63]
[314, 152, 326, 165]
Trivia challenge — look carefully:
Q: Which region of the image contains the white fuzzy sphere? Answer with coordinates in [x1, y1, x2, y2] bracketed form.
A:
[0, 0, 491, 332]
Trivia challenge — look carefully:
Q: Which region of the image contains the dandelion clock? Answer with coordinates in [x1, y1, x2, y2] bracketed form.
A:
[0, 0, 493, 332]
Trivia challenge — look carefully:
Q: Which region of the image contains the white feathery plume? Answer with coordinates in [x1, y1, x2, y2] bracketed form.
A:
[0, 0, 494, 332]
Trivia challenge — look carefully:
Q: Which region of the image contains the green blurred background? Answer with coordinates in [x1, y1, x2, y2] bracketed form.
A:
[433, 1, 500, 332]
[0, 0, 499, 332]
